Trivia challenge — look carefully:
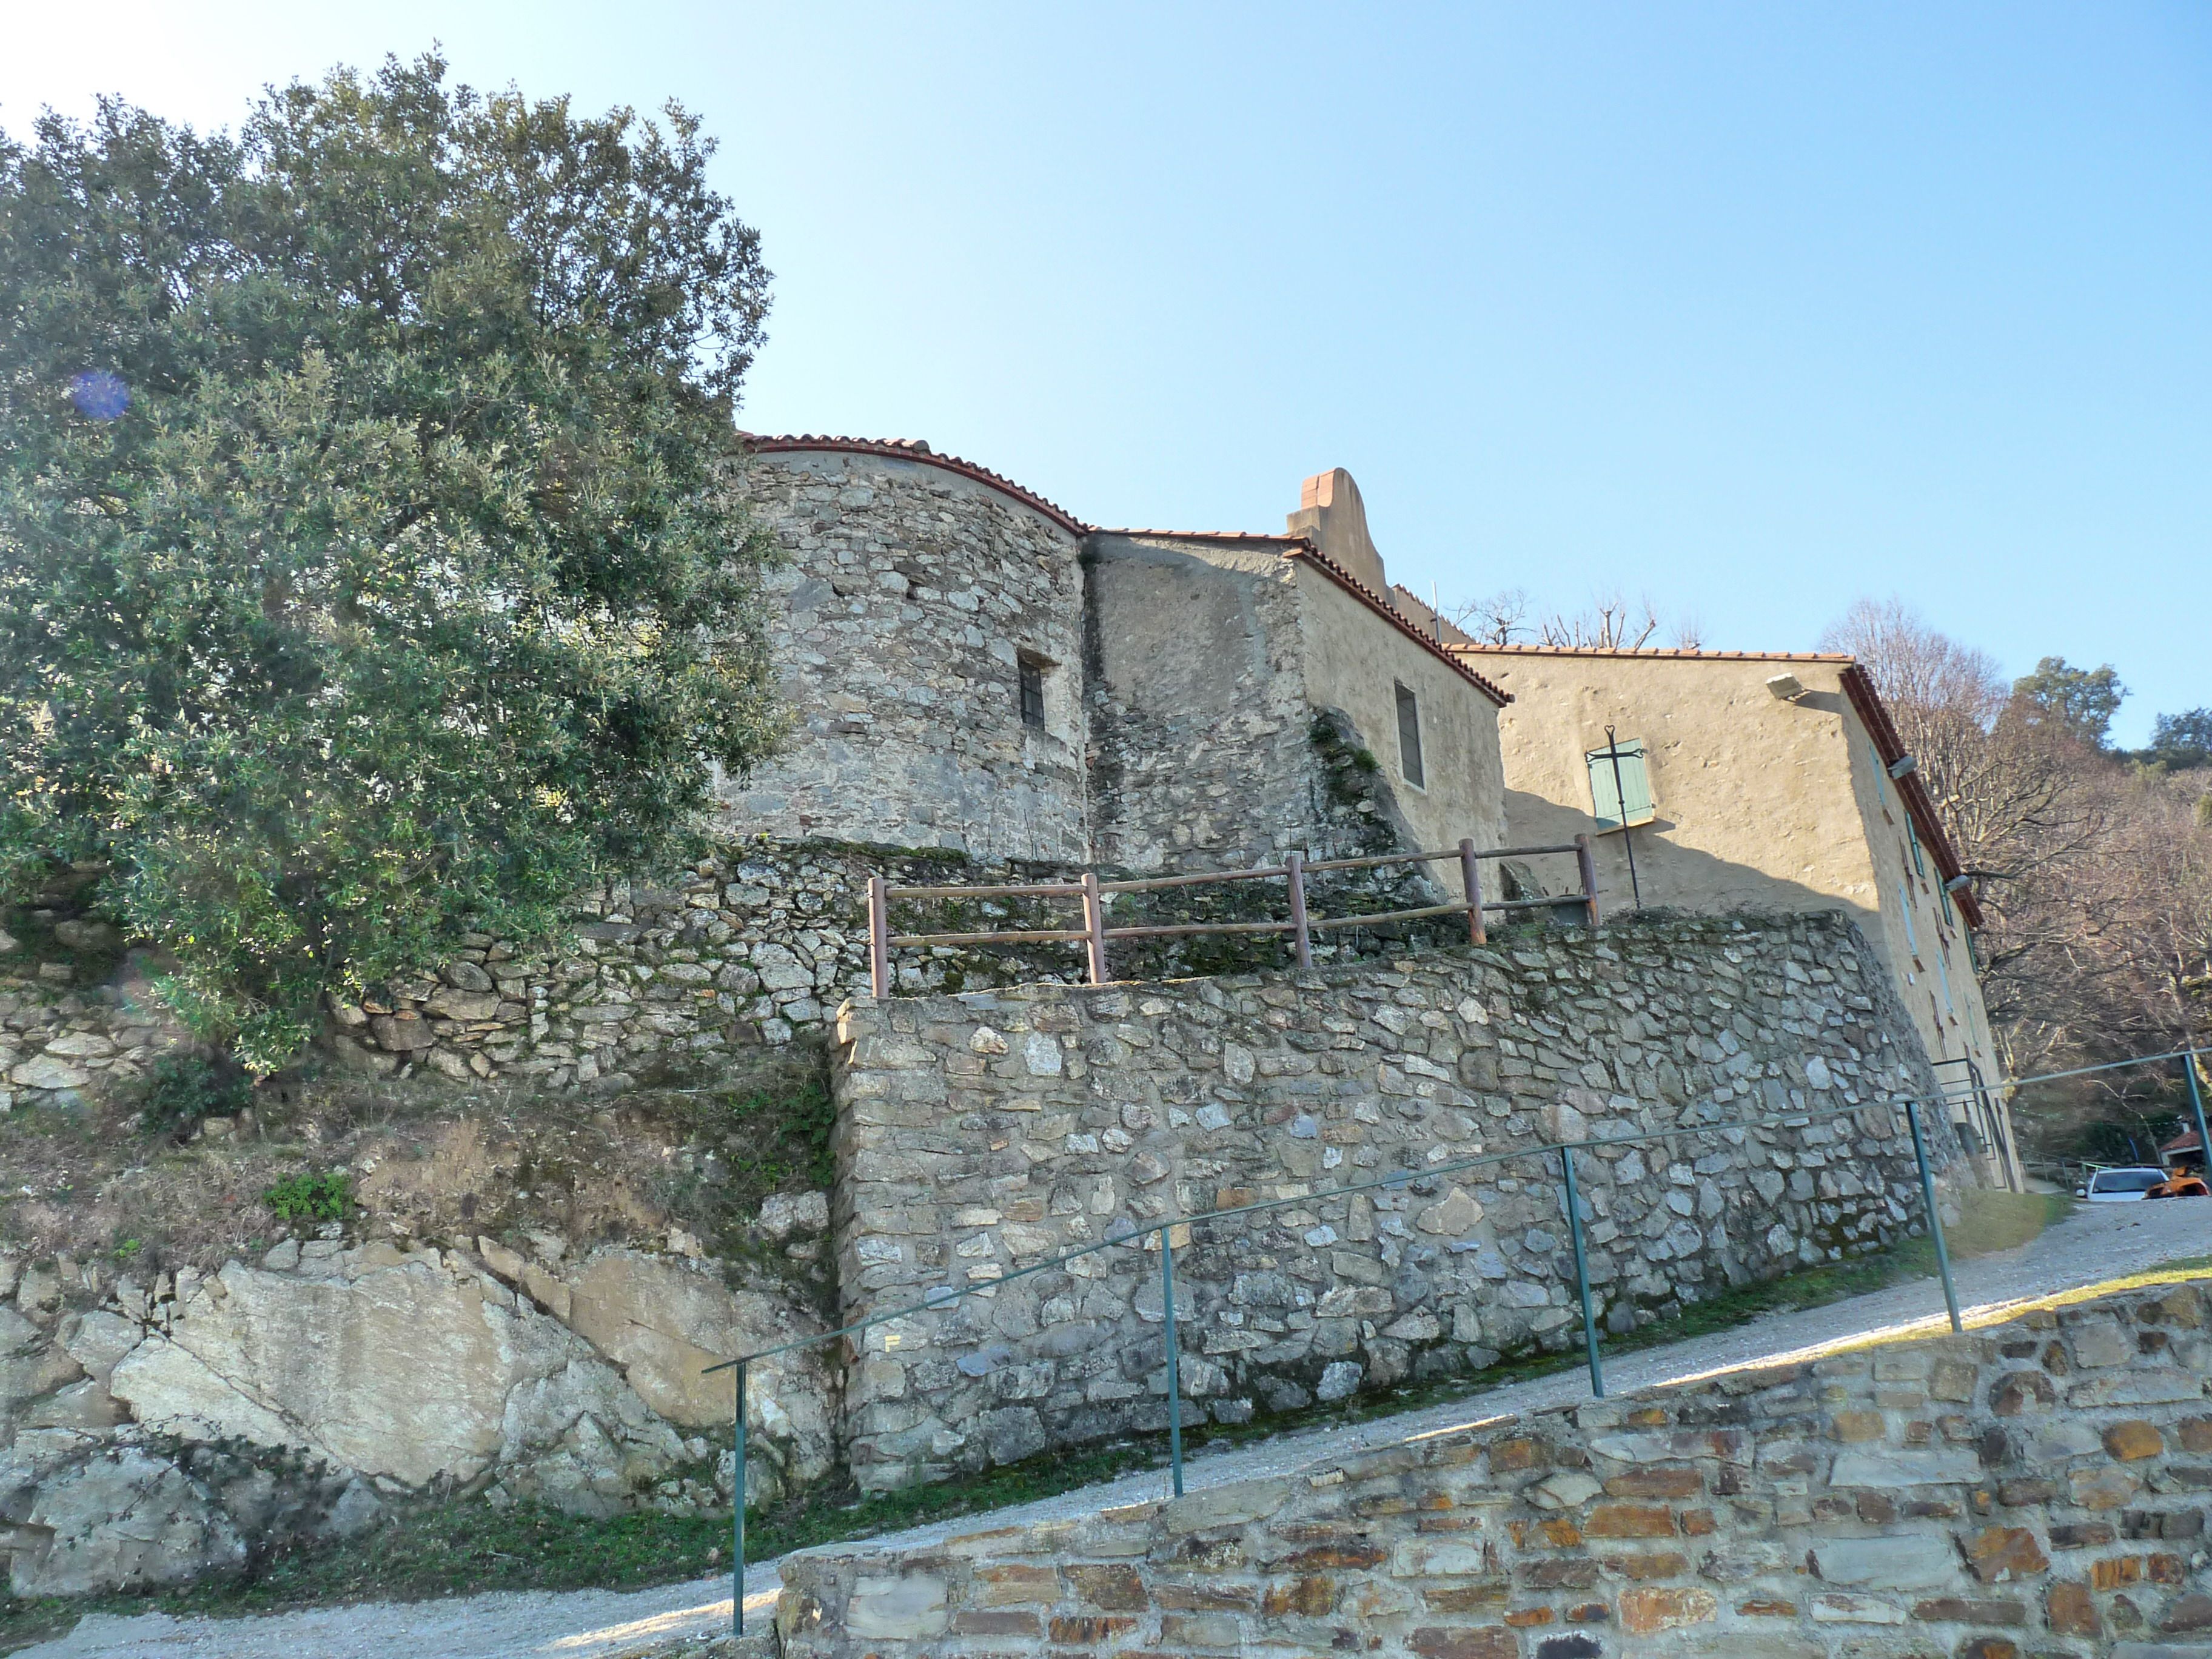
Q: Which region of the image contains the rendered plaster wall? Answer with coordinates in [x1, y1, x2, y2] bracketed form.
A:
[1842, 719, 2008, 1169]
[776, 1273, 2212, 1659]
[1083, 533, 1508, 880]
[1295, 569, 1509, 860]
[725, 451, 1091, 864]
[828, 913, 1954, 1493]
[1473, 652, 2003, 1170]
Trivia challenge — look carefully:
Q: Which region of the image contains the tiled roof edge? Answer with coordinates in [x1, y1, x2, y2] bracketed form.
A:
[1284, 547, 1513, 708]
[740, 434, 1087, 537]
[1840, 665, 1985, 930]
[1450, 643, 1857, 663]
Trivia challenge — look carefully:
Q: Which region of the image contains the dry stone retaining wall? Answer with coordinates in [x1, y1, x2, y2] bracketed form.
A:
[4, 812, 1472, 1114]
[774, 1274, 2212, 1659]
[828, 913, 1957, 1493]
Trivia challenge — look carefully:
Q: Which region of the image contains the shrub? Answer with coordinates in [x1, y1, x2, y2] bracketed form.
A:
[263, 1171, 352, 1222]
[139, 1054, 251, 1139]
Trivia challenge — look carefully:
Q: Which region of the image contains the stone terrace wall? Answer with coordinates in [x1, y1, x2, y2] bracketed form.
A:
[775, 1273, 2212, 1659]
[4, 839, 1481, 1121]
[828, 914, 1957, 1493]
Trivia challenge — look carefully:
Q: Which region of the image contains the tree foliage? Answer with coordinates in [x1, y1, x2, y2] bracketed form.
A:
[1829, 601, 2212, 1159]
[0, 56, 782, 1069]
[2012, 655, 2125, 749]
[2143, 708, 2212, 771]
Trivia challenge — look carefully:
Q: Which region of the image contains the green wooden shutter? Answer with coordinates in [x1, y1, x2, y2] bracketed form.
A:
[1586, 740, 1654, 830]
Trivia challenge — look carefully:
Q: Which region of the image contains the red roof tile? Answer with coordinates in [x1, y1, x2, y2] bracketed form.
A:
[1450, 643, 1855, 663]
[740, 434, 1087, 537]
[1285, 546, 1512, 708]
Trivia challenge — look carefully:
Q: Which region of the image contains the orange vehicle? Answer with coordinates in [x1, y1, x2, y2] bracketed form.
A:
[2147, 1170, 2211, 1200]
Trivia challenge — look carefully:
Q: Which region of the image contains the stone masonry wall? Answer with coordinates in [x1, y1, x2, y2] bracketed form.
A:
[724, 449, 1092, 865]
[5, 792, 1476, 1114]
[774, 1272, 2212, 1659]
[1084, 537, 1390, 875]
[828, 914, 1957, 1493]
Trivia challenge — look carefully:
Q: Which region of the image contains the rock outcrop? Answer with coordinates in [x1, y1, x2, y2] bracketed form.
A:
[0, 1215, 834, 1595]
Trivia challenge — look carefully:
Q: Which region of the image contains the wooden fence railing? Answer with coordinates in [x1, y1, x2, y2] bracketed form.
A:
[865, 835, 1601, 996]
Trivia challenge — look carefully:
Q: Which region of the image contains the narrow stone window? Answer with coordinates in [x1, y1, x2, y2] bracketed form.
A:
[1395, 682, 1424, 788]
[1017, 652, 1048, 731]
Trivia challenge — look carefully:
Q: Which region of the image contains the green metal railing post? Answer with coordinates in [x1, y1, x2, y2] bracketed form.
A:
[2185, 1050, 2210, 1180]
[732, 1360, 747, 1637]
[1560, 1147, 1604, 1398]
[1161, 1228, 1185, 1498]
[1906, 1101, 1963, 1333]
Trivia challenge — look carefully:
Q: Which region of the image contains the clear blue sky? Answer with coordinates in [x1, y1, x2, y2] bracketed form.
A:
[6, 3, 2206, 744]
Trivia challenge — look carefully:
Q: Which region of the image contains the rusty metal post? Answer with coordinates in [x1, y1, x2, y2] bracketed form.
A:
[1082, 871, 1109, 985]
[1458, 837, 1487, 946]
[1286, 851, 1313, 968]
[866, 876, 890, 997]
[1574, 834, 1601, 930]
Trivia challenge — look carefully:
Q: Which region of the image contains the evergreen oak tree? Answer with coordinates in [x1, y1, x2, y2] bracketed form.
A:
[0, 56, 782, 1069]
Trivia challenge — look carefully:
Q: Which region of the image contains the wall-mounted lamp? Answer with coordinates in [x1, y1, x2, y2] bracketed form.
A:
[1888, 754, 1918, 779]
[1944, 874, 1972, 893]
[1765, 673, 1807, 702]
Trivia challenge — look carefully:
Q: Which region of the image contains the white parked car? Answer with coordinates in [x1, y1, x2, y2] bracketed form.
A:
[2077, 1167, 2170, 1202]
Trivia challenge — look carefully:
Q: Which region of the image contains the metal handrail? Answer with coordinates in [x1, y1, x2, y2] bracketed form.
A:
[864, 836, 1603, 996]
[712, 1079, 1983, 1634]
[705, 1007, 2208, 1638]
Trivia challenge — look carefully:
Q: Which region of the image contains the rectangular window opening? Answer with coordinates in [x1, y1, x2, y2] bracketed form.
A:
[1585, 737, 1654, 832]
[1017, 652, 1048, 731]
[1395, 682, 1425, 788]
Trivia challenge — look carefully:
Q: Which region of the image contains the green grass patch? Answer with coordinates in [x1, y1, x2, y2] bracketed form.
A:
[262, 1170, 353, 1222]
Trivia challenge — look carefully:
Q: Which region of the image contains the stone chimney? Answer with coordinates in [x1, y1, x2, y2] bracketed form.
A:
[1286, 468, 1387, 594]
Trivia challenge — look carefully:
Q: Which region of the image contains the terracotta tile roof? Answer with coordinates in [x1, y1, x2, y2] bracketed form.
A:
[1840, 664, 1983, 929]
[1284, 546, 1512, 708]
[1450, 643, 1855, 663]
[739, 433, 1087, 537]
[1093, 529, 1310, 543]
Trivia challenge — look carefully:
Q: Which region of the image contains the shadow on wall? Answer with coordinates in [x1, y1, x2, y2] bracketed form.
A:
[1504, 786, 1883, 935]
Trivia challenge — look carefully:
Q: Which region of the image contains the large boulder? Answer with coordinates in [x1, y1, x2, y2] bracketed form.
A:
[564, 1247, 836, 1493]
[110, 1254, 674, 1491]
[9, 1450, 243, 1597]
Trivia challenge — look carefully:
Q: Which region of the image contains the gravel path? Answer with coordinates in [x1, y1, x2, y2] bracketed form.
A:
[21, 1198, 2211, 1659]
